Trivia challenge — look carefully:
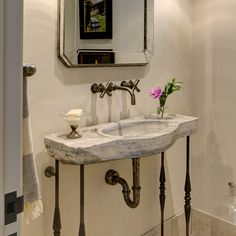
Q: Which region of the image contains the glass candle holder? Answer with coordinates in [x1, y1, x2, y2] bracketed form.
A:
[66, 123, 81, 139]
[64, 109, 83, 139]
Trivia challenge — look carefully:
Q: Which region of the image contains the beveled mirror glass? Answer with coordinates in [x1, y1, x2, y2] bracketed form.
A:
[58, 0, 154, 67]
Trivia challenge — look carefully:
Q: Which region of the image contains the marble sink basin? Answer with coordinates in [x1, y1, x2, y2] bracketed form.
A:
[100, 120, 169, 138]
[44, 114, 198, 165]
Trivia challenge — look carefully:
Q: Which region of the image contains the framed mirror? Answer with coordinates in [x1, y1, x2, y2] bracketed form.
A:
[58, 0, 154, 67]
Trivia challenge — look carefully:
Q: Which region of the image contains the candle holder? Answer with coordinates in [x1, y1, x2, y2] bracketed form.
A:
[63, 109, 83, 139]
[67, 125, 81, 139]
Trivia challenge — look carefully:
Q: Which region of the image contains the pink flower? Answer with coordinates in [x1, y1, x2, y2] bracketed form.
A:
[149, 87, 162, 99]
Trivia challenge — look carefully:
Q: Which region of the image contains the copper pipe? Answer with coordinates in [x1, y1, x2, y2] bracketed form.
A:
[105, 158, 141, 208]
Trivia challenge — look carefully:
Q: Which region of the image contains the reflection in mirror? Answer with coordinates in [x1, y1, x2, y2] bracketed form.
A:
[58, 0, 154, 67]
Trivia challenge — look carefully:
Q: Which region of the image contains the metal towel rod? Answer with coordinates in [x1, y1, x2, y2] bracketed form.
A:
[23, 63, 36, 77]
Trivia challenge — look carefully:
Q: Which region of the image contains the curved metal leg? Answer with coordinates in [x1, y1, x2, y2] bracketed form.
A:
[159, 152, 166, 236]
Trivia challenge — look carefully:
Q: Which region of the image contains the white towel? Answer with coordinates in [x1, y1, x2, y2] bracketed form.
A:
[23, 65, 43, 222]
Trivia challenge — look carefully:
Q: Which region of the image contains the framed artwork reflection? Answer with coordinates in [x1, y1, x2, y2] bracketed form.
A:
[77, 51, 115, 64]
[79, 0, 113, 39]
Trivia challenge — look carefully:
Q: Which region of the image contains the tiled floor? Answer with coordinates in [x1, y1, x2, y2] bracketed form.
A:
[142, 209, 236, 236]
[142, 212, 187, 236]
[192, 209, 236, 236]
[211, 217, 236, 236]
[191, 210, 211, 236]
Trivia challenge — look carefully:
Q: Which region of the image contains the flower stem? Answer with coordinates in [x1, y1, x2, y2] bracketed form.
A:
[161, 106, 165, 118]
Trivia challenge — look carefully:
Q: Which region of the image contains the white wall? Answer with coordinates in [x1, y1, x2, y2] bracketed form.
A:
[192, 0, 236, 215]
[23, 0, 193, 235]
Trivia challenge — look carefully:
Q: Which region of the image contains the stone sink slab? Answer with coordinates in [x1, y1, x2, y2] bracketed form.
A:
[44, 114, 198, 165]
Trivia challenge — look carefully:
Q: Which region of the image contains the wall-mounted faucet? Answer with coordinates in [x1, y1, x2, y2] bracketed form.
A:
[91, 82, 112, 98]
[91, 79, 140, 105]
[120, 79, 141, 93]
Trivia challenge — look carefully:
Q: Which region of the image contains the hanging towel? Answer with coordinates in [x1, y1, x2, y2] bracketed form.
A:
[23, 64, 43, 222]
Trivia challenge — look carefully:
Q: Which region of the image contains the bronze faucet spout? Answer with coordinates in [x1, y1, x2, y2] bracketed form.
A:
[109, 84, 136, 105]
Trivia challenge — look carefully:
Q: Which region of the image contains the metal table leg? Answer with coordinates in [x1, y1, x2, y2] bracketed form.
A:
[79, 164, 86, 236]
[45, 162, 87, 236]
[159, 152, 166, 236]
[53, 160, 61, 236]
[184, 136, 191, 236]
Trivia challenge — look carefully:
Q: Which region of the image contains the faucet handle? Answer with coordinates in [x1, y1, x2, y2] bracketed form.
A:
[100, 82, 112, 98]
[132, 79, 140, 93]
[91, 83, 106, 94]
[121, 79, 140, 93]
[91, 82, 112, 97]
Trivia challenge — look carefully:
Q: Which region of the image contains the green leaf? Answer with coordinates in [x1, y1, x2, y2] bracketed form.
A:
[167, 82, 173, 95]
[165, 78, 182, 96]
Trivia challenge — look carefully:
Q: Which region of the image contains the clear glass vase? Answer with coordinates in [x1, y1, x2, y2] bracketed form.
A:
[213, 182, 236, 224]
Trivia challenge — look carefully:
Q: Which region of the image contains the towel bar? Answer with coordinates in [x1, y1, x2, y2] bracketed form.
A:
[23, 63, 36, 77]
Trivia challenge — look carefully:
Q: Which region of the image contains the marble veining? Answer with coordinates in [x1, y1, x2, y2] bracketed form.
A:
[44, 114, 198, 165]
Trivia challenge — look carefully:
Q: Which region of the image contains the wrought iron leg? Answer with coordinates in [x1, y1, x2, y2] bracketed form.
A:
[53, 160, 61, 236]
[184, 136, 191, 236]
[79, 165, 86, 236]
[159, 152, 166, 236]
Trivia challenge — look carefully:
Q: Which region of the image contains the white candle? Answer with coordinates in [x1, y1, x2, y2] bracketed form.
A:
[65, 109, 83, 126]
[66, 109, 83, 117]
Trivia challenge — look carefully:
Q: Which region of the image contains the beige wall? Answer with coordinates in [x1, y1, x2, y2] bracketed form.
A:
[192, 0, 236, 215]
[23, 0, 193, 235]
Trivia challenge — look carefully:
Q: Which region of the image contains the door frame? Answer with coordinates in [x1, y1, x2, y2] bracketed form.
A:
[0, 0, 5, 234]
[0, 0, 23, 235]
